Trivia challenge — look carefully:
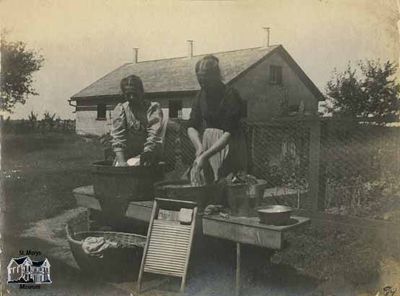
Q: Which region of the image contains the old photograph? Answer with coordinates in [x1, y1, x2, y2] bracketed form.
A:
[1, 0, 399, 295]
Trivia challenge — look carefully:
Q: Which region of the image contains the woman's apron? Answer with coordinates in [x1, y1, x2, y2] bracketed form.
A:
[202, 127, 248, 182]
[190, 88, 248, 184]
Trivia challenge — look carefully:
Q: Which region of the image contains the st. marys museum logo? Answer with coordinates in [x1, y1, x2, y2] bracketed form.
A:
[7, 255, 52, 287]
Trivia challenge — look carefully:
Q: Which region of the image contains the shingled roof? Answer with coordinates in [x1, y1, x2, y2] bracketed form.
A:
[14, 256, 28, 265]
[71, 45, 324, 100]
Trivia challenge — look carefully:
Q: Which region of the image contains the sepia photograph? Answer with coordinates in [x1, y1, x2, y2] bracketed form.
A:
[0, 0, 399, 295]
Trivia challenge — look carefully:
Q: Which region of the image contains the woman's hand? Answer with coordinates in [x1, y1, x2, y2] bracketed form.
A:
[115, 160, 128, 167]
[194, 154, 207, 170]
[115, 151, 128, 167]
[195, 146, 204, 157]
[141, 151, 156, 166]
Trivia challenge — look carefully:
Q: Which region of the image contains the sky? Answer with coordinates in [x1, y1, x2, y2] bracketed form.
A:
[1, 0, 399, 119]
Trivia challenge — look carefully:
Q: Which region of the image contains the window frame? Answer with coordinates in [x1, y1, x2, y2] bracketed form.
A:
[269, 65, 283, 85]
[168, 100, 183, 119]
[96, 104, 107, 120]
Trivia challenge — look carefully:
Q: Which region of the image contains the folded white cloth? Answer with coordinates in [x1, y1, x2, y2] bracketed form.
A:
[127, 156, 141, 166]
[114, 156, 140, 167]
[179, 208, 193, 224]
[81, 237, 119, 258]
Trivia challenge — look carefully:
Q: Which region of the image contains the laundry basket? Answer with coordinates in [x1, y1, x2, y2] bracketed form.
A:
[66, 217, 146, 280]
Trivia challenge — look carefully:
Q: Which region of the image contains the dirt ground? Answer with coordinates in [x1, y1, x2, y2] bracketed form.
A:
[1, 131, 399, 296]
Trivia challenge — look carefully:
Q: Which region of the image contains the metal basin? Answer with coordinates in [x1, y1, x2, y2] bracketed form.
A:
[92, 161, 165, 202]
[257, 205, 293, 225]
[154, 180, 224, 209]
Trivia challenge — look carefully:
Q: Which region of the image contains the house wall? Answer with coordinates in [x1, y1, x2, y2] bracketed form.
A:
[8, 263, 22, 281]
[74, 51, 321, 134]
[75, 95, 195, 136]
[154, 95, 194, 120]
[16, 267, 22, 279]
[232, 51, 319, 121]
[76, 109, 113, 136]
[75, 98, 118, 136]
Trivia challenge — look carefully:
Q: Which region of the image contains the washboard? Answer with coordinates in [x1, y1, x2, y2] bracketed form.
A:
[137, 198, 198, 293]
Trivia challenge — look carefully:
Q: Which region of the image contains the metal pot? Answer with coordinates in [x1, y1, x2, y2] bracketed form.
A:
[154, 180, 224, 209]
[226, 179, 268, 217]
[257, 205, 293, 225]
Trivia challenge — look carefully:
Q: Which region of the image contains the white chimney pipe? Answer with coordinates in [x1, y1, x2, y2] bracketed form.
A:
[187, 40, 194, 58]
[133, 48, 139, 63]
[262, 27, 270, 47]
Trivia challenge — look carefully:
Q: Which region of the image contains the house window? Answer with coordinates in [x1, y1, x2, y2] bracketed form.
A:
[169, 100, 183, 119]
[269, 65, 282, 85]
[97, 104, 107, 120]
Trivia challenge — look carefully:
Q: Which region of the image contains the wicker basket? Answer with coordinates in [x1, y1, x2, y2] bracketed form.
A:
[66, 221, 146, 280]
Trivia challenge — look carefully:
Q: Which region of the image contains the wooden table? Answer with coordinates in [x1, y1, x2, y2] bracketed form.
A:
[73, 185, 310, 295]
[73, 185, 154, 222]
[202, 215, 310, 296]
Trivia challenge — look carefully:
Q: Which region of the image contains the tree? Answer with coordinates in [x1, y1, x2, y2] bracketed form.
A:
[42, 111, 56, 130]
[326, 60, 400, 123]
[0, 37, 44, 112]
[28, 111, 38, 128]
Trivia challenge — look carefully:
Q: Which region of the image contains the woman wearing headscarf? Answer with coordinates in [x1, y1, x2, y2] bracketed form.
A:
[111, 75, 164, 167]
[187, 55, 247, 184]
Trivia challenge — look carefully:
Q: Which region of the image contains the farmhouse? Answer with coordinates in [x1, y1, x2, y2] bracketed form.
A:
[70, 43, 324, 136]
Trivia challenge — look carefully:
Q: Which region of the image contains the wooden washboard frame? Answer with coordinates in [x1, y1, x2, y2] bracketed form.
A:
[137, 198, 198, 293]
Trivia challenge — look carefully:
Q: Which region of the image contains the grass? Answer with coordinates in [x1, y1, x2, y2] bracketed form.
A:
[2, 129, 400, 295]
[2, 131, 104, 235]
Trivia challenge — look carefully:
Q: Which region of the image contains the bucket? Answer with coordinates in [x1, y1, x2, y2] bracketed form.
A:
[226, 179, 268, 217]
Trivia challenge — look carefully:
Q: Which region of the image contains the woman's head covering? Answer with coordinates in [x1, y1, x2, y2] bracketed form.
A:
[195, 55, 222, 81]
[120, 74, 144, 94]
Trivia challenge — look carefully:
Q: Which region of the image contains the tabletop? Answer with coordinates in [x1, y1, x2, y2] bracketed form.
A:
[202, 214, 310, 250]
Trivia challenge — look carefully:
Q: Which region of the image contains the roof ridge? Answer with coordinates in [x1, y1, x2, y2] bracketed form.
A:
[196, 44, 280, 57]
[14, 256, 28, 260]
[124, 44, 281, 65]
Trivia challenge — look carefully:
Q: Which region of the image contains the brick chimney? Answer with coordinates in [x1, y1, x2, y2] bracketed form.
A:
[187, 40, 194, 58]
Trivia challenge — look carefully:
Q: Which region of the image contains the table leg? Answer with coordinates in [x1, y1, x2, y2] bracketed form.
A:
[236, 242, 241, 296]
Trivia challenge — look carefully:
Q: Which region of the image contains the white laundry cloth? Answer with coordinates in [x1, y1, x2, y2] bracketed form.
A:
[81, 237, 119, 258]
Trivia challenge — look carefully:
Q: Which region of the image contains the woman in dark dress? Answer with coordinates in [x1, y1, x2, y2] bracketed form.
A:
[187, 55, 247, 184]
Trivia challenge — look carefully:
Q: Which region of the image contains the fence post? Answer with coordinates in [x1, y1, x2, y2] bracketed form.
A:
[251, 125, 256, 164]
[308, 118, 324, 211]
